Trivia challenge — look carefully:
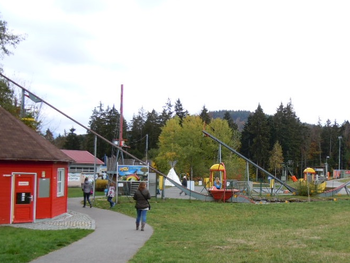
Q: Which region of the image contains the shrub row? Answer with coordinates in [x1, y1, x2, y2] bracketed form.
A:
[95, 179, 108, 191]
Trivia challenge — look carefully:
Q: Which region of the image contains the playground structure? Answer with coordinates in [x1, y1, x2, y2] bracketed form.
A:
[299, 167, 327, 194]
[207, 163, 240, 202]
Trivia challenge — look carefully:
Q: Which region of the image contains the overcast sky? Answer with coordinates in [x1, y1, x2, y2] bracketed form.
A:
[1, 0, 350, 135]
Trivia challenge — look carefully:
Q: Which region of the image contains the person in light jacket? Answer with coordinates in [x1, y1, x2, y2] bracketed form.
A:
[82, 177, 93, 208]
[133, 182, 151, 231]
[107, 183, 116, 208]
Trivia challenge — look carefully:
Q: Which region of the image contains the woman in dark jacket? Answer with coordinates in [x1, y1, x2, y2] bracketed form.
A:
[133, 182, 151, 231]
[82, 177, 93, 208]
[179, 175, 187, 195]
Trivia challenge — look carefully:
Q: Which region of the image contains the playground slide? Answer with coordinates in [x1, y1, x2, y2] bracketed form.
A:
[317, 180, 350, 197]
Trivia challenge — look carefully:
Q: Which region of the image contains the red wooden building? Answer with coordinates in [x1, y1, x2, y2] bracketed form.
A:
[0, 107, 73, 224]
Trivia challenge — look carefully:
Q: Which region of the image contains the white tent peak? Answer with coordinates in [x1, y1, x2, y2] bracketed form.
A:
[165, 167, 181, 186]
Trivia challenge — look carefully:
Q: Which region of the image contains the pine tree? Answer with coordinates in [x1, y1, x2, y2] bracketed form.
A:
[86, 102, 122, 159]
[63, 128, 81, 150]
[223, 111, 238, 130]
[199, 105, 211, 125]
[143, 109, 161, 155]
[128, 108, 147, 159]
[340, 121, 350, 169]
[271, 101, 304, 175]
[159, 98, 173, 126]
[240, 104, 270, 179]
[44, 128, 55, 143]
[174, 98, 188, 126]
[0, 79, 17, 114]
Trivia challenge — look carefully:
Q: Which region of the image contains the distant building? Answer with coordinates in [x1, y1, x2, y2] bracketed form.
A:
[61, 150, 104, 187]
[0, 107, 73, 225]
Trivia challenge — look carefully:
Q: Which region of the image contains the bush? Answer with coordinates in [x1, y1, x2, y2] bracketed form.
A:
[95, 179, 108, 191]
[296, 180, 321, 196]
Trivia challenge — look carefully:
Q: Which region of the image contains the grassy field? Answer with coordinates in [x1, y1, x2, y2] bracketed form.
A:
[0, 227, 92, 263]
[67, 187, 106, 197]
[2, 189, 350, 262]
[93, 196, 350, 263]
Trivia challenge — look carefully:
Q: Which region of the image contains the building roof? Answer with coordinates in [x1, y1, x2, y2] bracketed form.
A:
[61, 150, 104, 165]
[0, 106, 73, 162]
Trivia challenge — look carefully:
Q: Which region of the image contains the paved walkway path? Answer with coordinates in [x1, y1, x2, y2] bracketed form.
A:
[28, 198, 153, 263]
[7, 187, 203, 263]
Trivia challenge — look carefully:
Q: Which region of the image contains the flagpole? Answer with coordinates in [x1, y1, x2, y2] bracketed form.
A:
[20, 88, 25, 118]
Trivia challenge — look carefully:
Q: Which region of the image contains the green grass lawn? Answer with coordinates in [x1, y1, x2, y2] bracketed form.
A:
[95, 197, 350, 263]
[0, 227, 92, 263]
[2, 193, 350, 263]
[67, 187, 106, 198]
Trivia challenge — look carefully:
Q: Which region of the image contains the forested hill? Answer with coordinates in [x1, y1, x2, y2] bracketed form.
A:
[209, 110, 252, 131]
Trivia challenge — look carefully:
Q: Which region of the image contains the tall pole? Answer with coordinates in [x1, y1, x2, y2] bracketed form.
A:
[21, 88, 25, 118]
[145, 134, 148, 163]
[338, 136, 342, 170]
[93, 135, 97, 201]
[119, 84, 124, 147]
[325, 156, 329, 180]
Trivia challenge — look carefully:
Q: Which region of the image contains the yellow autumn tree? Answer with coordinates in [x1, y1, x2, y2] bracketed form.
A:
[155, 115, 244, 179]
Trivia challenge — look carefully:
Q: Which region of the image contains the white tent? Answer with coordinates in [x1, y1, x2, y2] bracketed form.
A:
[165, 167, 181, 186]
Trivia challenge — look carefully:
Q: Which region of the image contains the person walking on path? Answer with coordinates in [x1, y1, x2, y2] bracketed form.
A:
[179, 175, 188, 195]
[82, 177, 93, 208]
[133, 182, 151, 231]
[107, 183, 116, 208]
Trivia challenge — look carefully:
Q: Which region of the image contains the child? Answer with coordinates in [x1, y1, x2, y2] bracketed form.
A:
[214, 177, 222, 189]
[107, 183, 116, 208]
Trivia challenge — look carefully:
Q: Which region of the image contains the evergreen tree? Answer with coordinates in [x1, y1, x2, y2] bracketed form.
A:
[271, 101, 304, 175]
[0, 79, 17, 114]
[174, 98, 188, 126]
[240, 105, 270, 180]
[104, 105, 121, 151]
[53, 131, 68, 149]
[306, 122, 322, 167]
[223, 111, 238, 130]
[44, 128, 55, 143]
[143, 109, 161, 152]
[321, 120, 333, 159]
[199, 105, 211, 125]
[320, 120, 341, 170]
[246, 105, 270, 174]
[87, 102, 106, 157]
[340, 121, 350, 169]
[86, 102, 122, 159]
[63, 128, 81, 150]
[128, 108, 147, 159]
[158, 98, 173, 126]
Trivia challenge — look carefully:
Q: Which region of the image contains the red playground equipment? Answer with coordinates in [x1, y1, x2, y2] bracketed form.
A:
[208, 163, 239, 202]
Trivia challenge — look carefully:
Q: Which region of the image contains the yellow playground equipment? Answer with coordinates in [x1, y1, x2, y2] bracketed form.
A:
[300, 167, 326, 193]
